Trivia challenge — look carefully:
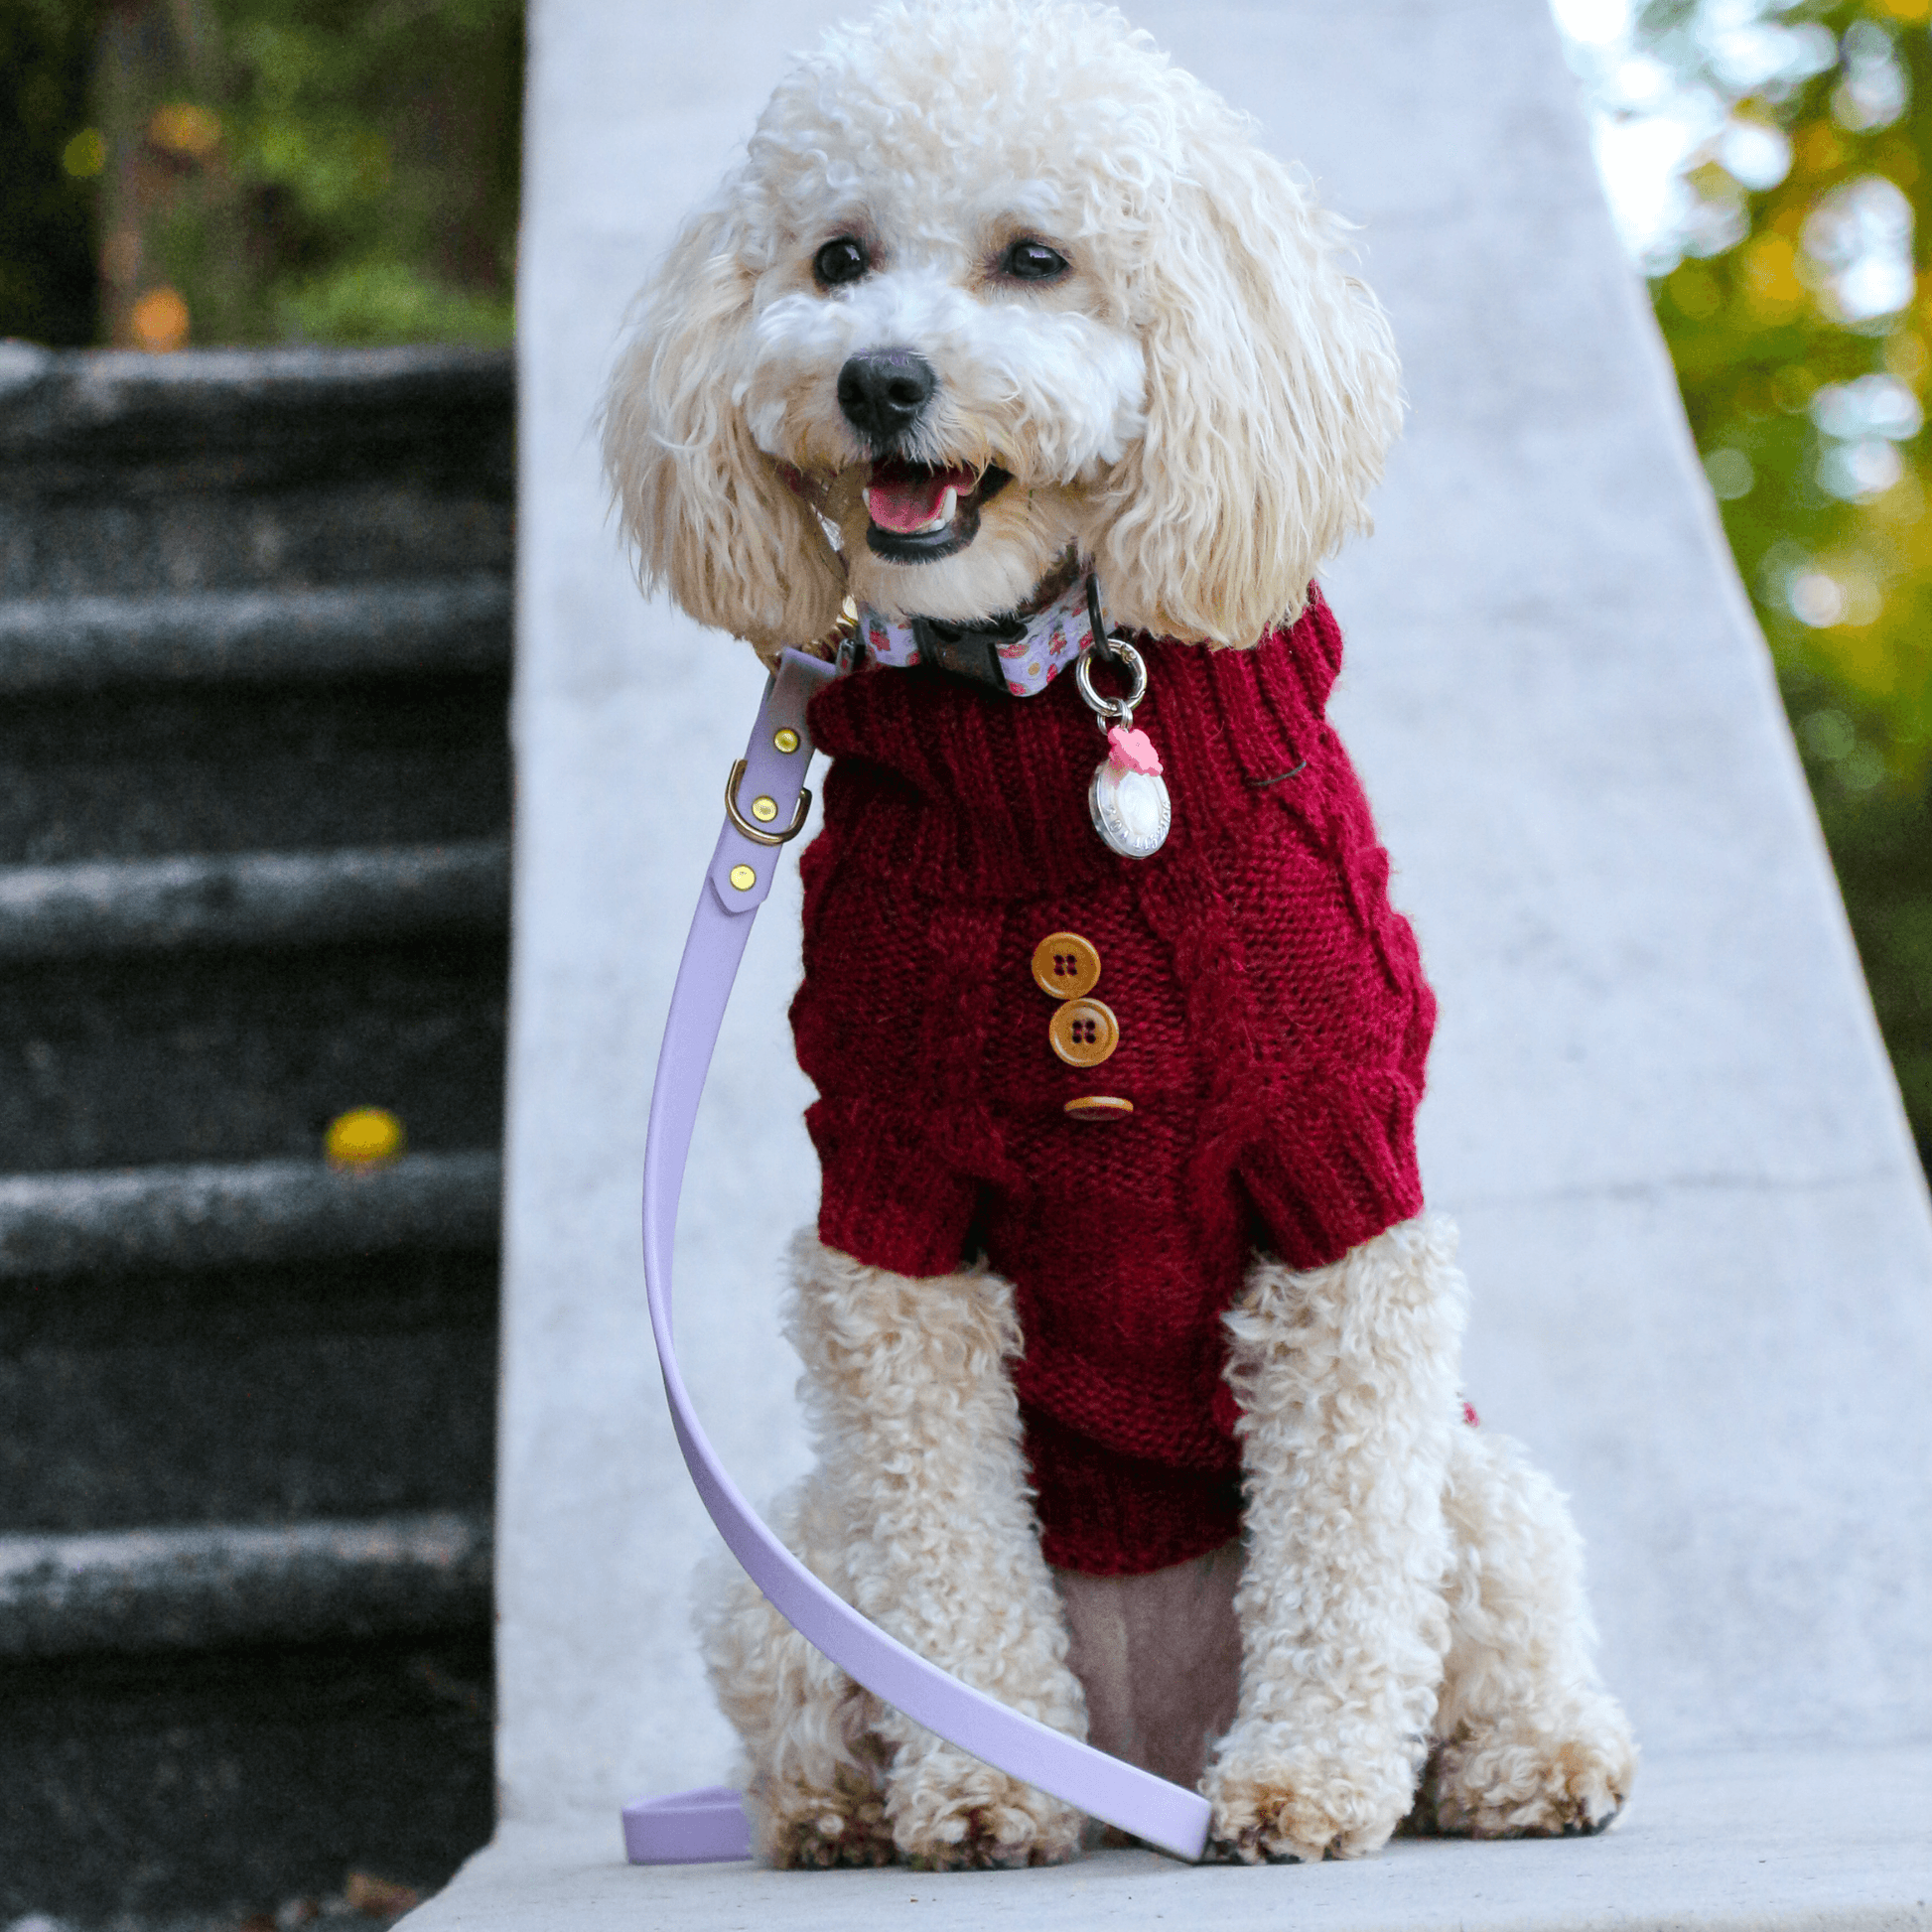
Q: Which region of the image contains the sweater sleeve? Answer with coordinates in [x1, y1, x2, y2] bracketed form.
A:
[806, 1097, 980, 1279]
[790, 763, 984, 1281]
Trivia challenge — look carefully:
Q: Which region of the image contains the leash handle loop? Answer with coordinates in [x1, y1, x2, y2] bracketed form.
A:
[626, 648, 1212, 1866]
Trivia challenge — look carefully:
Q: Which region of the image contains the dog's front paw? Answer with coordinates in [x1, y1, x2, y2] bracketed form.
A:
[750, 1765, 897, 1869]
[888, 1741, 1084, 1869]
[1425, 1709, 1635, 1839]
[1204, 1726, 1417, 1864]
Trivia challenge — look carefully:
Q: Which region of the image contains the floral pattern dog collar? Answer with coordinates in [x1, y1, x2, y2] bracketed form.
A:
[857, 575, 1095, 698]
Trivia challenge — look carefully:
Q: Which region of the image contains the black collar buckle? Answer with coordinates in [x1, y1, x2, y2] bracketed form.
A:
[909, 613, 1025, 692]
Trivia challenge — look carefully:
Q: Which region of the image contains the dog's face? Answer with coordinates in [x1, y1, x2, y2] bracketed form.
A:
[737, 203, 1146, 630]
[606, 0, 1401, 658]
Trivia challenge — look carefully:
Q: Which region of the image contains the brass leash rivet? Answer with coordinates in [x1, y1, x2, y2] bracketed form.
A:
[729, 864, 756, 891]
[772, 727, 801, 755]
[751, 795, 779, 823]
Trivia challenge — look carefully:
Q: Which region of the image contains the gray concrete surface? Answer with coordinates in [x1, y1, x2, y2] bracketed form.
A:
[478, 0, 1932, 1914]
[0, 1507, 490, 1659]
[0, 345, 510, 1917]
[408, 1747, 1932, 1932]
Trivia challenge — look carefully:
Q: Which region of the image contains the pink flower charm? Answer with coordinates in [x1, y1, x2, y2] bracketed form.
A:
[1106, 725, 1164, 776]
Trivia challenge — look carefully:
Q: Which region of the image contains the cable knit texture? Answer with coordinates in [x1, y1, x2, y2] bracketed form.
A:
[793, 590, 1436, 1576]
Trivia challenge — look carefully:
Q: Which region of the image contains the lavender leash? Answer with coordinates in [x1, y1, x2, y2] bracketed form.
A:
[623, 648, 1213, 1867]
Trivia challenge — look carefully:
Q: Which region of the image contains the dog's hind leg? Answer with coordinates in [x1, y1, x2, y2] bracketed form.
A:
[1414, 1422, 1636, 1838]
[1203, 1214, 1462, 1863]
[697, 1473, 897, 1867]
[771, 1230, 1088, 1869]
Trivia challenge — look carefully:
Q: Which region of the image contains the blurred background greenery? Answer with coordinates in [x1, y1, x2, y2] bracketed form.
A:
[1558, 0, 1932, 1174]
[0, 0, 518, 348]
[0, 0, 1925, 1174]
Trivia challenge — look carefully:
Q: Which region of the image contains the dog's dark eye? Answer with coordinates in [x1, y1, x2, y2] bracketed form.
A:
[999, 240, 1069, 284]
[813, 236, 871, 288]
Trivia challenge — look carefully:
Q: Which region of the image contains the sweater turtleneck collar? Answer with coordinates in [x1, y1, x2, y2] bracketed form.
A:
[805, 592, 1342, 898]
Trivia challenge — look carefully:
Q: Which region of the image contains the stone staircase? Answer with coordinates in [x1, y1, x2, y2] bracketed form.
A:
[0, 345, 511, 1924]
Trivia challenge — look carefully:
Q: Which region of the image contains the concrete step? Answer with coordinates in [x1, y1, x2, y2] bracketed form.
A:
[1, 1238, 497, 1535]
[0, 846, 509, 966]
[0, 841, 508, 961]
[0, 1155, 499, 1543]
[0, 1149, 500, 1279]
[0, 576, 510, 694]
[0, 933, 506, 1173]
[0, 345, 511, 1919]
[403, 1747, 1932, 1932]
[3, 1629, 493, 1924]
[0, 345, 511, 599]
[0, 343, 512, 474]
[0, 1507, 491, 1658]
[0, 671, 510, 867]
[0, 846, 509, 1176]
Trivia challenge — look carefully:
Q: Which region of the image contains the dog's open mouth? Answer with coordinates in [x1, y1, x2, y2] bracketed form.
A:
[863, 459, 1013, 563]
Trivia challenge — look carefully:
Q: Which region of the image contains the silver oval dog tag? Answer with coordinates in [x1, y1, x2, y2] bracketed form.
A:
[1088, 758, 1171, 859]
[1074, 583, 1171, 859]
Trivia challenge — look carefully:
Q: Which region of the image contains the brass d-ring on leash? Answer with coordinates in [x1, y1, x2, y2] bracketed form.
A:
[724, 759, 812, 845]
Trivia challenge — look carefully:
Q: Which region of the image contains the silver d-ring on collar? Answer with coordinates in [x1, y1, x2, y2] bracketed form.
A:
[725, 758, 812, 845]
[1075, 636, 1147, 731]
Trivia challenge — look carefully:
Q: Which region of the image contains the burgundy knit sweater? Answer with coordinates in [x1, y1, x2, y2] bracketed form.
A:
[791, 590, 1436, 1576]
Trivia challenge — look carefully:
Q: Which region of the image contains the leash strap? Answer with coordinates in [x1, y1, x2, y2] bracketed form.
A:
[623, 647, 1212, 1866]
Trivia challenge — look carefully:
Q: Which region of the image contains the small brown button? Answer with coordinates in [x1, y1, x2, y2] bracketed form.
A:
[1049, 997, 1119, 1067]
[1032, 931, 1102, 1000]
[1064, 1095, 1134, 1121]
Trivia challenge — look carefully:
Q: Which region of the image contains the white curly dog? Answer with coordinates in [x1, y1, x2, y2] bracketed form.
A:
[605, 0, 1635, 1870]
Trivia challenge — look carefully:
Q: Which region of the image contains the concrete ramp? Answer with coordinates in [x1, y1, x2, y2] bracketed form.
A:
[419, 0, 1932, 1922]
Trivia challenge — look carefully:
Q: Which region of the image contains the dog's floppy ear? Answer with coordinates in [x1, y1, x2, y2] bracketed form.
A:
[604, 203, 847, 657]
[1093, 134, 1401, 647]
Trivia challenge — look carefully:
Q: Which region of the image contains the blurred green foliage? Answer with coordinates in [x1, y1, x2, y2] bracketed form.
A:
[0, 0, 519, 348]
[200, 0, 520, 345]
[1639, 0, 1932, 1171]
[0, 0, 102, 344]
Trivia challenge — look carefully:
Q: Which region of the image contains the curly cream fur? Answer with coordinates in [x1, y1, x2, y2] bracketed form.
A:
[701, 1232, 1087, 1868]
[1204, 1216, 1463, 1863]
[603, 0, 1400, 652]
[1421, 1423, 1638, 1837]
[705, 1220, 1635, 1869]
[1084, 73, 1400, 644]
[604, 207, 849, 656]
[699, 1474, 897, 1866]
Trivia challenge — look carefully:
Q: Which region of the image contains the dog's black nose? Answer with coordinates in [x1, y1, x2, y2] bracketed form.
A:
[837, 348, 936, 446]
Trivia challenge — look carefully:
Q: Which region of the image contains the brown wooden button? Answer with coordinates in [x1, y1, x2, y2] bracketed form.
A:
[1064, 1095, 1134, 1121]
[1049, 997, 1119, 1067]
[1032, 931, 1101, 1000]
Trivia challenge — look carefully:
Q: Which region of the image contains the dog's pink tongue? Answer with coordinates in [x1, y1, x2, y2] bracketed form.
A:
[867, 466, 974, 533]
